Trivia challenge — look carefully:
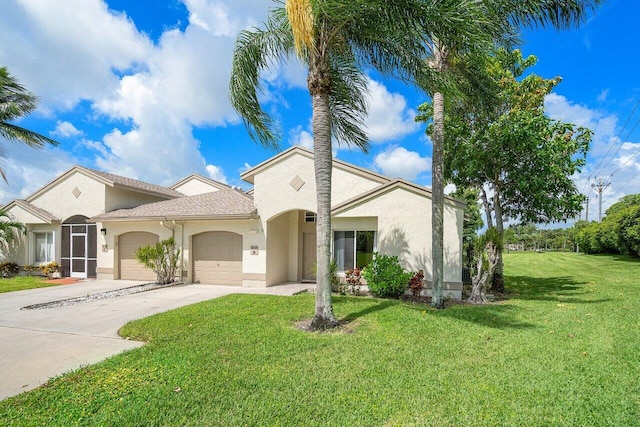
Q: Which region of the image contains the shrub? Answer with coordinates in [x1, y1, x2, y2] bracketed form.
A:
[135, 238, 180, 284]
[408, 269, 425, 298]
[339, 268, 362, 296]
[0, 261, 19, 277]
[361, 252, 412, 298]
[39, 262, 61, 276]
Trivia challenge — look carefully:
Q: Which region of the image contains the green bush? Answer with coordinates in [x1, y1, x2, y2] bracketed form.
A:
[361, 252, 412, 298]
[135, 237, 180, 284]
[0, 261, 19, 277]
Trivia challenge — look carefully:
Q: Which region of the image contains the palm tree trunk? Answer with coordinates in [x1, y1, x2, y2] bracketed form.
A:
[309, 53, 339, 331]
[431, 90, 445, 309]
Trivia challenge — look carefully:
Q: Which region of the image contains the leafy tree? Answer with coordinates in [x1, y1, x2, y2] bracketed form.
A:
[0, 208, 25, 255]
[135, 238, 181, 285]
[450, 187, 483, 269]
[0, 67, 58, 181]
[422, 48, 591, 294]
[229, 0, 488, 329]
[420, 0, 600, 305]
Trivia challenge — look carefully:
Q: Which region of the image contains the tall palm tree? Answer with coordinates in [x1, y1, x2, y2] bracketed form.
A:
[425, 0, 602, 305]
[0, 67, 58, 182]
[230, 0, 489, 329]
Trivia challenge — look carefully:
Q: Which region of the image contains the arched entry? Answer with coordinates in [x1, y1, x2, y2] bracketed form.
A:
[118, 232, 159, 281]
[61, 215, 97, 278]
[192, 231, 243, 285]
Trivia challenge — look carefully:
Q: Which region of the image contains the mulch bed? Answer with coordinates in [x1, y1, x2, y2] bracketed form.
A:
[43, 277, 82, 285]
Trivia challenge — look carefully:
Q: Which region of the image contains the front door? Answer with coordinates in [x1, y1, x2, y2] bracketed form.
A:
[70, 230, 87, 278]
[302, 232, 317, 281]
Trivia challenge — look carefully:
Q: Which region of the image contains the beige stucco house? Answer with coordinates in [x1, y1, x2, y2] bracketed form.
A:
[2, 146, 466, 298]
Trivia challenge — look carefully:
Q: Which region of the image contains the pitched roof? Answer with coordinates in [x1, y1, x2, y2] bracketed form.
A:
[331, 179, 466, 215]
[2, 199, 61, 224]
[92, 188, 256, 221]
[26, 166, 183, 202]
[170, 174, 230, 192]
[241, 145, 391, 185]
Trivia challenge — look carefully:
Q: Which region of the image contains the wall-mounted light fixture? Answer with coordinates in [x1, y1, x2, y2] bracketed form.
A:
[100, 228, 107, 236]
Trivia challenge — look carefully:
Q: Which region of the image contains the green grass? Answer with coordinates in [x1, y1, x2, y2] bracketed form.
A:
[1, 252, 639, 426]
[0, 276, 58, 294]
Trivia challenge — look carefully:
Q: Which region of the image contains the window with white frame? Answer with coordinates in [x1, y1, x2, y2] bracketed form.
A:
[34, 232, 54, 264]
[333, 230, 375, 271]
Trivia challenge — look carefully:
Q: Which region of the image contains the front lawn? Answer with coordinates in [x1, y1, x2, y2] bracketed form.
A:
[1, 252, 638, 425]
[0, 276, 58, 294]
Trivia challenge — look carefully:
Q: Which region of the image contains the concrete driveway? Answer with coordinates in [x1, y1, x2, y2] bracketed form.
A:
[0, 279, 311, 400]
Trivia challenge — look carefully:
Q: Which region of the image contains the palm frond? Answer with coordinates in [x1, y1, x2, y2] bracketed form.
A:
[229, 8, 296, 150]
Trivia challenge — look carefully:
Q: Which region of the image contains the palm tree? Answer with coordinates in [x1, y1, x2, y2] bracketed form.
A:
[0, 67, 58, 182]
[0, 208, 25, 251]
[425, 0, 602, 305]
[230, 0, 489, 329]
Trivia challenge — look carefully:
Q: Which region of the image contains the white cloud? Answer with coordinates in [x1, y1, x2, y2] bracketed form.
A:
[0, 144, 77, 203]
[289, 126, 314, 150]
[51, 121, 84, 139]
[364, 79, 420, 143]
[205, 164, 228, 183]
[373, 146, 430, 181]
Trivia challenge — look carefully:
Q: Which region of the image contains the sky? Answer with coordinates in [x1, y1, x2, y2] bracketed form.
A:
[0, 0, 638, 225]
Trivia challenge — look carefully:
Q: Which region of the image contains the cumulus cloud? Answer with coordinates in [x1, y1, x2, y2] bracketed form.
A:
[289, 126, 314, 150]
[205, 164, 228, 183]
[364, 79, 420, 143]
[373, 146, 430, 181]
[51, 121, 84, 139]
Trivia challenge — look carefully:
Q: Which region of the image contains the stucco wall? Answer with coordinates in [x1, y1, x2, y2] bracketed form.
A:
[173, 179, 220, 196]
[30, 172, 107, 220]
[105, 187, 173, 212]
[334, 187, 463, 283]
[253, 153, 384, 230]
[98, 219, 266, 285]
[266, 213, 291, 286]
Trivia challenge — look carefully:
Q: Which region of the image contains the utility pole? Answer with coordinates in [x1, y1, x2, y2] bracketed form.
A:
[591, 177, 611, 222]
[585, 196, 589, 222]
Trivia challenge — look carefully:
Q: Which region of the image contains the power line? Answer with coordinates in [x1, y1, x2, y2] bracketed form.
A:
[591, 177, 611, 222]
[588, 98, 640, 181]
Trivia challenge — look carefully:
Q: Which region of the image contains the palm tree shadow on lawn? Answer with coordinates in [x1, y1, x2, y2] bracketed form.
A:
[505, 275, 611, 304]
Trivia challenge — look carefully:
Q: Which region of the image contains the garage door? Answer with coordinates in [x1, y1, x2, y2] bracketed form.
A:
[118, 232, 159, 281]
[193, 231, 243, 285]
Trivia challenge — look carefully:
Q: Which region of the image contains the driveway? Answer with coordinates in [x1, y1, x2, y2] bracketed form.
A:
[0, 280, 311, 400]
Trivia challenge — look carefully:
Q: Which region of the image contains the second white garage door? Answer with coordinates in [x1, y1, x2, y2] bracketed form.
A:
[192, 231, 243, 285]
[118, 232, 159, 281]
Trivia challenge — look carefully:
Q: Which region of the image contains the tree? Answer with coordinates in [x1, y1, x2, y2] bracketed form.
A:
[0, 67, 58, 182]
[450, 187, 483, 269]
[135, 238, 181, 285]
[229, 0, 489, 329]
[468, 227, 501, 304]
[433, 49, 591, 292]
[420, 0, 600, 305]
[0, 208, 25, 254]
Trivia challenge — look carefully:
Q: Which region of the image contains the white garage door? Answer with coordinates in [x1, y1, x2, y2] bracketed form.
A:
[118, 232, 159, 281]
[193, 231, 243, 285]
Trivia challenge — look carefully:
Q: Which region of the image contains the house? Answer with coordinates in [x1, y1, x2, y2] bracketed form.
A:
[2, 146, 466, 298]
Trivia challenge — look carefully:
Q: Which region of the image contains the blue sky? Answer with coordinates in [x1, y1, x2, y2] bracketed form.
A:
[0, 0, 638, 224]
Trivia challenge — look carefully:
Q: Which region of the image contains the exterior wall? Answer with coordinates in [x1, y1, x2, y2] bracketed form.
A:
[266, 213, 291, 286]
[334, 187, 463, 298]
[30, 172, 107, 220]
[173, 179, 220, 196]
[105, 187, 172, 212]
[95, 221, 172, 280]
[252, 153, 383, 231]
[183, 219, 265, 286]
[96, 219, 266, 285]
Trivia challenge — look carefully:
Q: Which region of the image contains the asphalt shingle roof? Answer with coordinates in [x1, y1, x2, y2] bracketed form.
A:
[80, 167, 184, 199]
[93, 188, 255, 220]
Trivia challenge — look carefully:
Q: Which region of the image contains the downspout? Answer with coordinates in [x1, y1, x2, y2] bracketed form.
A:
[173, 220, 185, 282]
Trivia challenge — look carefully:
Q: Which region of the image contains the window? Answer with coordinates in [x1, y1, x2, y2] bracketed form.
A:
[333, 230, 375, 271]
[304, 211, 317, 222]
[34, 232, 54, 264]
